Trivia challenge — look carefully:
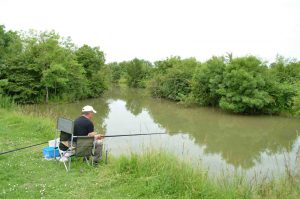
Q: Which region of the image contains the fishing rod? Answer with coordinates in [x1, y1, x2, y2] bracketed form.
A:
[103, 132, 166, 138]
[0, 132, 167, 156]
[0, 141, 48, 156]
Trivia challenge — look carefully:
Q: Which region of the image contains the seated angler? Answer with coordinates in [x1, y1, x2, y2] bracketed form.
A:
[59, 105, 104, 164]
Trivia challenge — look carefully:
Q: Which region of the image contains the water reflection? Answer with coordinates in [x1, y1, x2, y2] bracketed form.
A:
[23, 87, 300, 177]
[105, 87, 300, 168]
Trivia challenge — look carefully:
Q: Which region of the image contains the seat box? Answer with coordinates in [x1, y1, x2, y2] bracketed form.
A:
[43, 147, 60, 158]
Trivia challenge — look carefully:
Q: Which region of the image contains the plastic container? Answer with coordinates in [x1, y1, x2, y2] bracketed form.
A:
[48, 138, 60, 147]
[43, 147, 60, 159]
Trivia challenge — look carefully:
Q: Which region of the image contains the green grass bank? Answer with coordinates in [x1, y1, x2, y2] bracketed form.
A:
[1, 108, 300, 199]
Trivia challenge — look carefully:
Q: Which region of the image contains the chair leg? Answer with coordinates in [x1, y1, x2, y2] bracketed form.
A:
[85, 157, 90, 166]
[59, 150, 69, 172]
[63, 161, 68, 172]
[105, 149, 108, 164]
[68, 157, 71, 172]
[54, 130, 58, 161]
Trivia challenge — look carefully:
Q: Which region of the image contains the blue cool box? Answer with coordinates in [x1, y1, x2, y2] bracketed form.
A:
[43, 147, 60, 158]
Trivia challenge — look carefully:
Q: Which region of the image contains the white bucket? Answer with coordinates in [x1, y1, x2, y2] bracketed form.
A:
[48, 138, 60, 147]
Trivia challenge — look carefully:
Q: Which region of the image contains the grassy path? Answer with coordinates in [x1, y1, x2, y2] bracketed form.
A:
[0, 108, 299, 199]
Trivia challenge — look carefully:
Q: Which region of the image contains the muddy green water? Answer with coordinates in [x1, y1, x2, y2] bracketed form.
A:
[24, 87, 300, 178]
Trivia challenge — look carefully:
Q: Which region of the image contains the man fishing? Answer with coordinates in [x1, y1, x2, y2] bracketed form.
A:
[74, 105, 103, 164]
[59, 105, 103, 165]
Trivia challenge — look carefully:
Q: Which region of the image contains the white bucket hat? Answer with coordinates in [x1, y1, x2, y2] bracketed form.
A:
[82, 105, 97, 113]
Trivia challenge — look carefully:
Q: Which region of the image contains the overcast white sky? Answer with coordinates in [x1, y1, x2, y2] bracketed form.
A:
[1, 0, 300, 63]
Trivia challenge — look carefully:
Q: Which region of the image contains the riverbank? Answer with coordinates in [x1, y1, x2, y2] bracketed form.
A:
[0, 108, 300, 199]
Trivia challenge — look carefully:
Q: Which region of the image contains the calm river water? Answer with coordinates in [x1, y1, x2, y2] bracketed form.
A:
[24, 87, 300, 179]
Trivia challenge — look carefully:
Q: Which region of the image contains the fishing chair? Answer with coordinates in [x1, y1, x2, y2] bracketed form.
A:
[55, 117, 96, 172]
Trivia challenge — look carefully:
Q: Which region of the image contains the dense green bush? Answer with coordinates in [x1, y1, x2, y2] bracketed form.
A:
[217, 56, 295, 114]
[218, 56, 270, 113]
[269, 56, 300, 115]
[148, 57, 199, 101]
[192, 56, 225, 106]
[106, 62, 123, 83]
[291, 83, 300, 116]
[124, 58, 152, 88]
[270, 56, 300, 84]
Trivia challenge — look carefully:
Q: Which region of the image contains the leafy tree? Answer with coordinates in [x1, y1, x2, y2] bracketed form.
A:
[75, 44, 107, 97]
[89, 68, 109, 97]
[0, 25, 22, 66]
[63, 59, 89, 101]
[75, 44, 105, 78]
[41, 64, 68, 103]
[19, 31, 71, 102]
[4, 64, 42, 103]
[0, 25, 23, 90]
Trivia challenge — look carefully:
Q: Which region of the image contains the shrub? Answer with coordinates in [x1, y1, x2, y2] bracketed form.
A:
[218, 56, 296, 114]
[125, 58, 152, 88]
[270, 56, 300, 84]
[160, 68, 192, 101]
[148, 57, 199, 101]
[191, 56, 225, 106]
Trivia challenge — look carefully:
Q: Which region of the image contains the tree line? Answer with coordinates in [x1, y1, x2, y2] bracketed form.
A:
[108, 56, 300, 115]
[0, 25, 108, 104]
[1, 25, 300, 115]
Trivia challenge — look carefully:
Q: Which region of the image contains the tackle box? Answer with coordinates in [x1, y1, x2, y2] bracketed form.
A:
[43, 147, 60, 158]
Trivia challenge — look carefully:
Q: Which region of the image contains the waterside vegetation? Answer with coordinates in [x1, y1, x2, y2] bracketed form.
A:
[115, 56, 300, 115]
[1, 25, 300, 115]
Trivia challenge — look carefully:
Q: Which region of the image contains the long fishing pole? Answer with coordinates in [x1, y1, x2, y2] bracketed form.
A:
[0, 132, 167, 156]
[103, 132, 166, 138]
[0, 141, 48, 156]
